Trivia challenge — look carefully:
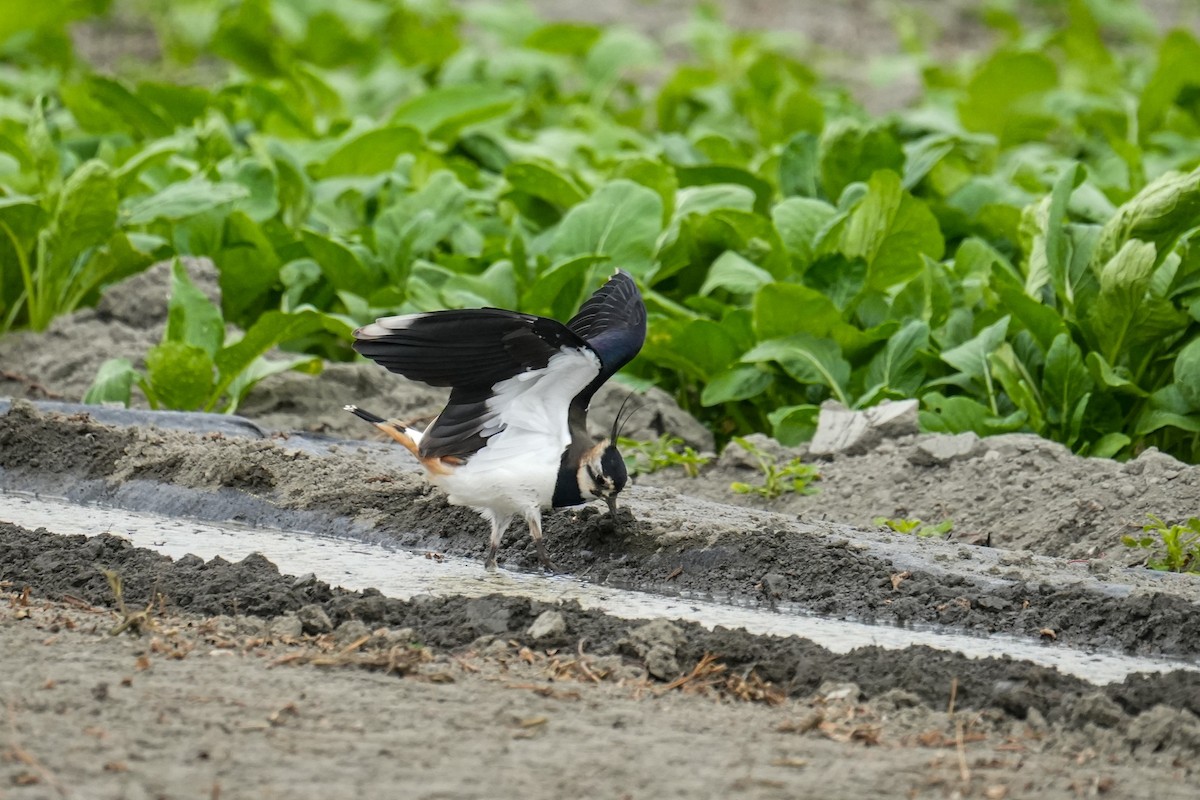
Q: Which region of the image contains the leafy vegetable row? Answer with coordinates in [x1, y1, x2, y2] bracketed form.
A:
[3, 0, 1200, 459]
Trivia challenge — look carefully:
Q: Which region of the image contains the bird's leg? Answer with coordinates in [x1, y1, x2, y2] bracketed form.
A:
[485, 513, 513, 571]
[524, 509, 555, 572]
[605, 495, 623, 532]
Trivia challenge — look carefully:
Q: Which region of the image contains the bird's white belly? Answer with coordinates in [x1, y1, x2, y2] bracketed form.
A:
[430, 429, 564, 516]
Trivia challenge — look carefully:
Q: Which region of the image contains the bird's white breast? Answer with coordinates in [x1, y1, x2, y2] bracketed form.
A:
[428, 347, 600, 516]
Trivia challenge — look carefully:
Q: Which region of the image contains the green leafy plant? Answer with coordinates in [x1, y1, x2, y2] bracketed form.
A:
[619, 434, 711, 478]
[729, 436, 820, 499]
[1, 0, 1200, 464]
[1122, 514, 1200, 573]
[84, 260, 348, 412]
[874, 517, 955, 539]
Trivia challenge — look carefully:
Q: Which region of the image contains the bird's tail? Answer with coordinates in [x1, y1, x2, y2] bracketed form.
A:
[343, 404, 422, 457]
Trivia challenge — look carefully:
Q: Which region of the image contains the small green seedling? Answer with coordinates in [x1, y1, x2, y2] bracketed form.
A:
[1122, 514, 1200, 573]
[729, 436, 820, 499]
[619, 434, 711, 478]
[874, 517, 954, 539]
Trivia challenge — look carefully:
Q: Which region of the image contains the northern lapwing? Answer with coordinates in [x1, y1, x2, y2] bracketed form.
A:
[345, 269, 646, 570]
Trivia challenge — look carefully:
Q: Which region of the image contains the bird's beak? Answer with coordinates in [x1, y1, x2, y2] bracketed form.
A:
[605, 495, 621, 530]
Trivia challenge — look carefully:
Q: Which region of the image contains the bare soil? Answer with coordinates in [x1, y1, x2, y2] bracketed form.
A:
[2, 261, 1200, 797]
[4, 4, 1200, 796]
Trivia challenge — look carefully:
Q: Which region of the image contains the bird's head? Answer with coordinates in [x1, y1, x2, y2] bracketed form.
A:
[576, 438, 629, 518]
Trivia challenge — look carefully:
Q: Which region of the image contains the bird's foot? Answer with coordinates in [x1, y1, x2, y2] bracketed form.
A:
[484, 543, 499, 571]
[535, 541, 556, 573]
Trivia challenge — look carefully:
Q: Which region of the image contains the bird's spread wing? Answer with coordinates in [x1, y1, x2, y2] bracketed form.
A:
[566, 269, 647, 389]
[353, 309, 599, 459]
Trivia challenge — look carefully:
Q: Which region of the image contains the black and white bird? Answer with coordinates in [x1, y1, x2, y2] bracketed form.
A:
[345, 269, 646, 570]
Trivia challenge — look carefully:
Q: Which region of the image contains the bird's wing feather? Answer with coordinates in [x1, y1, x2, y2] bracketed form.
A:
[561, 269, 647, 441]
[566, 269, 647, 381]
[354, 309, 586, 388]
[353, 309, 599, 459]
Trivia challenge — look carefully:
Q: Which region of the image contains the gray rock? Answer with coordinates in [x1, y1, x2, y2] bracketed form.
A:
[643, 644, 681, 680]
[816, 681, 862, 702]
[619, 619, 687, 681]
[269, 613, 303, 639]
[810, 399, 919, 456]
[297, 604, 333, 635]
[1130, 446, 1187, 475]
[1068, 692, 1125, 728]
[465, 597, 512, 635]
[379, 627, 417, 648]
[1129, 705, 1200, 751]
[589, 384, 714, 451]
[909, 433, 982, 466]
[526, 610, 567, 640]
[334, 619, 372, 646]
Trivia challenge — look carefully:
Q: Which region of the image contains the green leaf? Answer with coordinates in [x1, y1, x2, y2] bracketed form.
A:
[995, 285, 1067, 353]
[314, 125, 422, 178]
[124, 179, 250, 225]
[391, 84, 521, 140]
[676, 165, 773, 215]
[1138, 30, 1200, 139]
[302, 229, 381, 295]
[772, 197, 837, 270]
[674, 185, 756, 218]
[864, 319, 929, 397]
[1021, 163, 1082, 298]
[779, 132, 819, 198]
[1086, 351, 1148, 397]
[216, 212, 280, 326]
[60, 75, 173, 139]
[700, 364, 773, 406]
[1087, 433, 1131, 459]
[818, 119, 904, 201]
[47, 160, 118, 264]
[768, 404, 820, 446]
[547, 180, 662, 276]
[224, 354, 322, 413]
[752, 282, 841, 341]
[612, 157, 677, 224]
[166, 259, 224, 357]
[1094, 167, 1200, 270]
[959, 50, 1058, 145]
[210, 310, 341, 411]
[920, 392, 1026, 436]
[839, 170, 944, 292]
[586, 28, 659, 84]
[84, 358, 138, 407]
[521, 255, 608, 321]
[524, 22, 601, 55]
[1174, 337, 1200, 411]
[505, 160, 588, 220]
[989, 342, 1045, 433]
[644, 318, 740, 380]
[145, 341, 215, 411]
[1086, 239, 1158, 364]
[940, 316, 1010, 381]
[1041, 333, 1092, 432]
[375, 170, 468, 281]
[742, 334, 851, 404]
[1136, 385, 1200, 435]
[699, 251, 773, 298]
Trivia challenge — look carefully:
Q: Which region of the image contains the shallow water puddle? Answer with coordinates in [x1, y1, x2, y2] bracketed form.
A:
[2, 492, 1194, 684]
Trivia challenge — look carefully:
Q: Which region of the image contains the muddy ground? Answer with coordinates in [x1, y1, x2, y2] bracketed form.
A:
[3, 3, 1200, 796]
[2, 265, 1200, 797]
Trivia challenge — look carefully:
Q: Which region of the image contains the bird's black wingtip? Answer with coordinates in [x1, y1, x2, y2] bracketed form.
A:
[344, 404, 386, 424]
